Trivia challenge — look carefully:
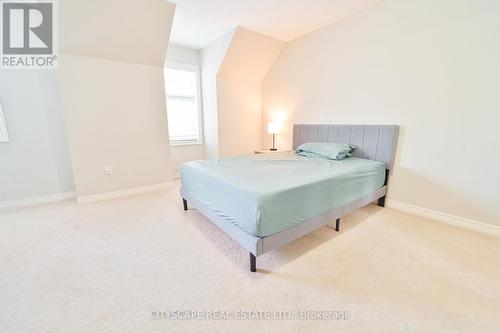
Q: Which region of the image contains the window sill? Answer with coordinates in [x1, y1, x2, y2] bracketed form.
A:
[170, 141, 203, 147]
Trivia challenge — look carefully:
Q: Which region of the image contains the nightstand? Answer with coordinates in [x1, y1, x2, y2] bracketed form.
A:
[254, 149, 291, 154]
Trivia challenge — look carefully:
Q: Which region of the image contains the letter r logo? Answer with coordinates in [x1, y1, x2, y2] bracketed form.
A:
[2, 2, 53, 54]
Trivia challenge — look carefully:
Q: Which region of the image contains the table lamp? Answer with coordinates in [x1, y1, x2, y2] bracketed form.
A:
[267, 122, 280, 151]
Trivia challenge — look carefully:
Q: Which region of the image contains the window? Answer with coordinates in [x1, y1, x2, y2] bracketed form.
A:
[0, 103, 9, 143]
[164, 62, 202, 145]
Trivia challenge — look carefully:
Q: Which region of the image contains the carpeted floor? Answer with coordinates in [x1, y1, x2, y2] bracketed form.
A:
[1, 182, 499, 332]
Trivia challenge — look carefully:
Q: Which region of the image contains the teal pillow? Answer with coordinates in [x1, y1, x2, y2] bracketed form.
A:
[296, 142, 355, 160]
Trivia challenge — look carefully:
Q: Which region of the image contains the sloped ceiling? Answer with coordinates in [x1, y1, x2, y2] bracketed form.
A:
[59, 0, 175, 66]
[218, 27, 285, 82]
[169, 0, 380, 49]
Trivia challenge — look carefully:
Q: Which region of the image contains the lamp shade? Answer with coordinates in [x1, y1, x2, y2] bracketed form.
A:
[267, 122, 281, 134]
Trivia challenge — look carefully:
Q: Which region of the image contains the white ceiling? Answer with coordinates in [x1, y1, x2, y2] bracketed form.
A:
[168, 0, 380, 49]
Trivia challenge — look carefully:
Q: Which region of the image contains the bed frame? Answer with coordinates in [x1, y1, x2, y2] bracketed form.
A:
[180, 124, 399, 272]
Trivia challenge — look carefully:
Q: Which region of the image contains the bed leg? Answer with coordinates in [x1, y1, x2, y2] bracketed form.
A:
[250, 253, 256, 272]
[378, 169, 389, 208]
[335, 218, 340, 232]
[182, 198, 188, 211]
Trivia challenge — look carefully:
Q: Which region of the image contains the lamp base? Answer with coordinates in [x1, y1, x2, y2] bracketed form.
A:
[270, 148, 277, 151]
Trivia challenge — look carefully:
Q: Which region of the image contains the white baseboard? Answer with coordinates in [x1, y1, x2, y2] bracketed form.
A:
[76, 182, 173, 204]
[386, 199, 500, 238]
[0, 192, 76, 210]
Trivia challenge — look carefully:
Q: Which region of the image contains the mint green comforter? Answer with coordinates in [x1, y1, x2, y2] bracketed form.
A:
[181, 152, 385, 237]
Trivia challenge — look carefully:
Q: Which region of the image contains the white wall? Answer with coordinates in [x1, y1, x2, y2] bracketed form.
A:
[58, 0, 176, 198]
[166, 44, 204, 172]
[0, 72, 75, 202]
[58, 54, 173, 196]
[262, 0, 500, 226]
[0, 0, 176, 204]
[200, 31, 235, 158]
[216, 79, 262, 156]
[199, 27, 284, 159]
[216, 27, 284, 157]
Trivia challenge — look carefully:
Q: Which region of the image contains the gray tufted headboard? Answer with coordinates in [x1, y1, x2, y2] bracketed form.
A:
[293, 124, 399, 169]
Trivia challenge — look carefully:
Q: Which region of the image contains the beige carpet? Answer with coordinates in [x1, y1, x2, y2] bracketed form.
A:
[1, 183, 499, 333]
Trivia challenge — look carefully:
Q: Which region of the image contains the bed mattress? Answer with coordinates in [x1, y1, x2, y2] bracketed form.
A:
[180, 152, 385, 237]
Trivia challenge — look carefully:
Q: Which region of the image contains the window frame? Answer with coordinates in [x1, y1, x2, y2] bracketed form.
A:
[165, 61, 203, 147]
[0, 103, 10, 143]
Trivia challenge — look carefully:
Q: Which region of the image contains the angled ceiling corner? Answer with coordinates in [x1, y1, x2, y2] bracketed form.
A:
[217, 26, 285, 82]
[201, 28, 237, 73]
[59, 0, 176, 67]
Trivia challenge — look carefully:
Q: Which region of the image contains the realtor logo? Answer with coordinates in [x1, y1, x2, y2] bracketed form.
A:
[1, 0, 57, 68]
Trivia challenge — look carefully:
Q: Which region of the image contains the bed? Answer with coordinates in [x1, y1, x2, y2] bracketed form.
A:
[180, 124, 399, 272]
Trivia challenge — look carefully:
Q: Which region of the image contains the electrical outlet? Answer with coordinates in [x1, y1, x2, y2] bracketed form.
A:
[104, 165, 113, 176]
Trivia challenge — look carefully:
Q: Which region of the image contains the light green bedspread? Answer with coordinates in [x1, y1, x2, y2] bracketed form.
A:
[181, 152, 385, 237]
